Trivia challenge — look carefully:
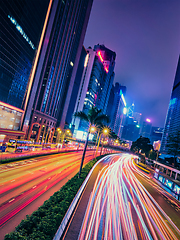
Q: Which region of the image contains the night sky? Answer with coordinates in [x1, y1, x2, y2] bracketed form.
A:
[84, 0, 180, 128]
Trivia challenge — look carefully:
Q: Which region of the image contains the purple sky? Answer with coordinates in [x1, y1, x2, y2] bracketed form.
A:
[84, 0, 180, 128]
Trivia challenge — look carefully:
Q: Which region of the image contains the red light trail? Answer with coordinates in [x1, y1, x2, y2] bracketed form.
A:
[0, 151, 98, 237]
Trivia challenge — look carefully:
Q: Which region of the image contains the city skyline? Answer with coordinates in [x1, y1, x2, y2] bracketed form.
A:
[84, 0, 180, 128]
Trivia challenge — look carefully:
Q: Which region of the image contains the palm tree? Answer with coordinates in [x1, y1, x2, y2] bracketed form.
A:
[74, 106, 110, 177]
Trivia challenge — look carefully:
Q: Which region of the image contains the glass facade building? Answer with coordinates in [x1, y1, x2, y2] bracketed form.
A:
[161, 56, 180, 153]
[23, 0, 93, 142]
[106, 83, 126, 137]
[73, 44, 116, 132]
[0, 0, 49, 142]
[0, 0, 49, 109]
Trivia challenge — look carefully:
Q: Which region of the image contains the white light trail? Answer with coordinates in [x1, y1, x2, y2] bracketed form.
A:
[78, 154, 180, 240]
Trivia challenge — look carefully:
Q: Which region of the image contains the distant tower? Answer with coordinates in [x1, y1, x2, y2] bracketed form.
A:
[141, 119, 152, 139]
[133, 112, 142, 125]
[161, 56, 180, 153]
[111, 84, 126, 137]
[128, 103, 135, 117]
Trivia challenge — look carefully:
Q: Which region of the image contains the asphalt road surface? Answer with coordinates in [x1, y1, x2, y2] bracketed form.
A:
[63, 153, 180, 240]
[0, 150, 98, 239]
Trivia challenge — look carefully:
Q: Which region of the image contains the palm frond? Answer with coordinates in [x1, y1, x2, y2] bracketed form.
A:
[94, 114, 110, 125]
[88, 106, 102, 124]
[74, 111, 89, 122]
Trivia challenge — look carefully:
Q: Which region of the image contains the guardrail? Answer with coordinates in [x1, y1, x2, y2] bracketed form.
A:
[146, 159, 180, 181]
[53, 155, 109, 240]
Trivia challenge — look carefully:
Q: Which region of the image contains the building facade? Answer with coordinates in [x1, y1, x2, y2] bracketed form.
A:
[72, 44, 116, 133]
[106, 83, 126, 137]
[161, 56, 180, 153]
[121, 115, 140, 141]
[140, 120, 152, 139]
[150, 127, 163, 145]
[65, 46, 87, 129]
[0, 0, 49, 141]
[22, 0, 93, 143]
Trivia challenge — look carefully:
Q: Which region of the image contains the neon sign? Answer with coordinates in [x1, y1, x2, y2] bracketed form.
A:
[97, 51, 109, 73]
[97, 51, 103, 62]
[105, 67, 108, 73]
[120, 90, 126, 106]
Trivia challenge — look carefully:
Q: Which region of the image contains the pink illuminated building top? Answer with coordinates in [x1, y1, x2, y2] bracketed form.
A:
[97, 51, 109, 73]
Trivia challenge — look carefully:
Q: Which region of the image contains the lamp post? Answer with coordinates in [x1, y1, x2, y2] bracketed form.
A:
[78, 125, 96, 178]
[95, 127, 109, 157]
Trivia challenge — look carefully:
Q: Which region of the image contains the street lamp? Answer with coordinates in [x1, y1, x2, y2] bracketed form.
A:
[90, 125, 96, 133]
[115, 139, 119, 144]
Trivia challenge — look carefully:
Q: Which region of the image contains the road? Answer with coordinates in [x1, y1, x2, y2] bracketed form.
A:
[63, 153, 180, 240]
[0, 150, 97, 239]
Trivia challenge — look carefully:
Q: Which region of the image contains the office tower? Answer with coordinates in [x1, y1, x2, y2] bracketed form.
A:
[107, 82, 126, 136]
[121, 115, 140, 142]
[150, 127, 163, 145]
[65, 46, 87, 130]
[0, 0, 49, 141]
[72, 44, 116, 133]
[22, 0, 93, 142]
[161, 56, 180, 153]
[128, 103, 135, 117]
[133, 112, 142, 125]
[141, 120, 152, 138]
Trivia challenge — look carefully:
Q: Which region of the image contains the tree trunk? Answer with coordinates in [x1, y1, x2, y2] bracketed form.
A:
[78, 131, 89, 178]
[95, 133, 102, 157]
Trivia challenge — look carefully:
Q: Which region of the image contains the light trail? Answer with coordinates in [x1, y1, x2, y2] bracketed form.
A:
[78, 154, 180, 240]
[0, 151, 96, 229]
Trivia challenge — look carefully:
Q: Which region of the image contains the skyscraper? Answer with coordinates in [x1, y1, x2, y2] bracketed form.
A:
[161, 56, 180, 153]
[106, 82, 126, 137]
[0, 0, 49, 141]
[72, 44, 116, 133]
[22, 0, 93, 142]
[121, 116, 140, 142]
[65, 46, 87, 129]
[141, 120, 152, 138]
